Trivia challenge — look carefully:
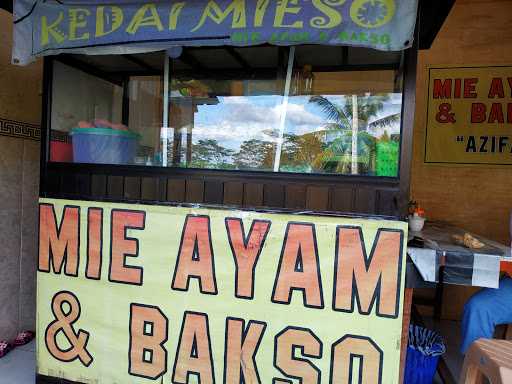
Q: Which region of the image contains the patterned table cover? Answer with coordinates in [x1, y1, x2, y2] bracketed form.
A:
[408, 222, 511, 288]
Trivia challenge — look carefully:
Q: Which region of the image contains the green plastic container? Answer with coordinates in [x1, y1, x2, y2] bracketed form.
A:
[376, 141, 399, 177]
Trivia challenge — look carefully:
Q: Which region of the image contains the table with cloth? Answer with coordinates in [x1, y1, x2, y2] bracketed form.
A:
[402, 221, 511, 384]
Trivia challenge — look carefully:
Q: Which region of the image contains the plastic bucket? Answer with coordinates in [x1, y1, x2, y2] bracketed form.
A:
[404, 325, 446, 384]
[376, 141, 399, 177]
[50, 140, 73, 162]
[70, 128, 139, 165]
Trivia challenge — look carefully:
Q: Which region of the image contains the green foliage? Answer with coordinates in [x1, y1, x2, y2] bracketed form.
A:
[280, 132, 324, 173]
[190, 139, 235, 169]
[232, 139, 276, 170]
[315, 130, 377, 174]
[376, 140, 399, 177]
[308, 94, 399, 175]
[181, 94, 400, 174]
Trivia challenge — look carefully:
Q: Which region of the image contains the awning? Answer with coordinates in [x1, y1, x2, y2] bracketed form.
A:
[13, 0, 418, 65]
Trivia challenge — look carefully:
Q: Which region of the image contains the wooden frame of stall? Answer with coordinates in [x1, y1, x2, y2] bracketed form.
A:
[32, 2, 457, 383]
[38, 44, 416, 384]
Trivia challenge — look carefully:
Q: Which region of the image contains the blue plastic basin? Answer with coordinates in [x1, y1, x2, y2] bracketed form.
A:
[70, 128, 139, 165]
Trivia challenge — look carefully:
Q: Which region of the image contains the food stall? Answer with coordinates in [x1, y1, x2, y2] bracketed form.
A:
[9, 0, 476, 383]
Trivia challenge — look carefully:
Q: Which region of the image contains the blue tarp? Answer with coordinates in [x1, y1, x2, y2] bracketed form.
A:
[13, 0, 418, 65]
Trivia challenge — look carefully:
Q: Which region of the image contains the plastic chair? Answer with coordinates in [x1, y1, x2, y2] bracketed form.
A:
[459, 338, 512, 383]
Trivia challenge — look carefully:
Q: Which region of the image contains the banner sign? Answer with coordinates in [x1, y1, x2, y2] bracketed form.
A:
[14, 0, 418, 65]
[425, 66, 512, 165]
[37, 198, 407, 383]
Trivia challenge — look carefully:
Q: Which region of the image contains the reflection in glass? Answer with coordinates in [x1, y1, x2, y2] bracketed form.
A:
[49, 47, 403, 177]
[167, 71, 286, 172]
[287, 93, 402, 176]
[166, 45, 402, 177]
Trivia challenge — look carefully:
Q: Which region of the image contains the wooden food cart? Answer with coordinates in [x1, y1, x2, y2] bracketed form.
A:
[10, 0, 458, 383]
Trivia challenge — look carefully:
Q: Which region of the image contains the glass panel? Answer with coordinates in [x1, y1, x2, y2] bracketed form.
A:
[168, 85, 289, 171]
[165, 46, 287, 171]
[128, 76, 163, 166]
[165, 46, 403, 176]
[279, 55, 402, 176]
[49, 48, 402, 177]
[49, 55, 164, 165]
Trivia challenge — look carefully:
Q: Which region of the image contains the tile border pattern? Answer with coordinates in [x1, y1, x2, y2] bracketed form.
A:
[0, 117, 40, 141]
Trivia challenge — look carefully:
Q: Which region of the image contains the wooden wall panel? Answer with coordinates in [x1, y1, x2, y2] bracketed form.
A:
[167, 179, 185, 202]
[331, 187, 354, 213]
[354, 188, 377, 214]
[186, 179, 204, 203]
[264, 184, 285, 208]
[285, 185, 306, 209]
[441, 285, 480, 321]
[75, 174, 91, 196]
[223, 182, 244, 206]
[377, 189, 399, 216]
[44, 171, 61, 195]
[141, 177, 158, 201]
[204, 181, 224, 204]
[60, 174, 77, 195]
[124, 177, 140, 200]
[244, 183, 263, 208]
[90, 175, 107, 198]
[46, 168, 402, 219]
[306, 186, 329, 211]
[157, 177, 167, 201]
[107, 176, 123, 199]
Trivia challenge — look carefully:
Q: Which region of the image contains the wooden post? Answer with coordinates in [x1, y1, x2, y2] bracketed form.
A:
[400, 288, 413, 384]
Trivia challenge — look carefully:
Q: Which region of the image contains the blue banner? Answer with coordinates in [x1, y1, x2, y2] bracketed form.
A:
[13, 0, 418, 65]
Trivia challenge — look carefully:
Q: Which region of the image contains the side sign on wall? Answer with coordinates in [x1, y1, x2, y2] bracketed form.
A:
[425, 66, 512, 165]
[37, 198, 407, 383]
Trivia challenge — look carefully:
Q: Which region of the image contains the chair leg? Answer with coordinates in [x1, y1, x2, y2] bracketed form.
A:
[434, 267, 445, 320]
[437, 357, 456, 384]
[459, 361, 484, 384]
[505, 324, 512, 341]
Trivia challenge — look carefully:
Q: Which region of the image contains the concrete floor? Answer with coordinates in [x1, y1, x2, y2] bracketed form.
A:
[0, 340, 35, 384]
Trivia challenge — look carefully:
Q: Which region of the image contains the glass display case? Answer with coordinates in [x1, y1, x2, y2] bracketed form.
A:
[49, 46, 404, 178]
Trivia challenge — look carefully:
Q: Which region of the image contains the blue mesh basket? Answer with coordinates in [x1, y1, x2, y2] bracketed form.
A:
[404, 325, 446, 384]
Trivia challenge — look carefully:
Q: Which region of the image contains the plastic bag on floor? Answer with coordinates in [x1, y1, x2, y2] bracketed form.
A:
[405, 324, 446, 384]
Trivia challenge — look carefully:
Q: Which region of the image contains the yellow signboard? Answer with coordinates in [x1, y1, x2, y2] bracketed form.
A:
[425, 66, 512, 165]
[37, 198, 407, 383]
